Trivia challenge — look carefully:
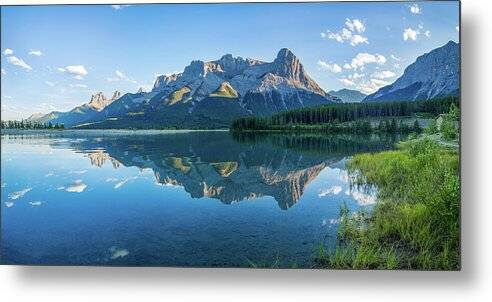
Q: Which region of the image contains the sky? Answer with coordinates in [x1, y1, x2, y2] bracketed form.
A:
[1, 1, 459, 120]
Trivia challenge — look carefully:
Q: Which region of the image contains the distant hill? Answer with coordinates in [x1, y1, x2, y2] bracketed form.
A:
[363, 41, 459, 102]
[27, 91, 122, 127]
[328, 89, 367, 103]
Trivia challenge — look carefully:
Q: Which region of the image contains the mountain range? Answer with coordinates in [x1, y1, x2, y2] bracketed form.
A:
[28, 42, 459, 128]
[363, 41, 459, 102]
[29, 48, 340, 128]
[328, 89, 367, 103]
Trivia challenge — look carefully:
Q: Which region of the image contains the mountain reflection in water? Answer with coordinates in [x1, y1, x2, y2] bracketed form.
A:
[49, 131, 401, 210]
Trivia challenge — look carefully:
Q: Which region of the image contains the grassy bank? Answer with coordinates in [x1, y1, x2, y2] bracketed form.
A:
[315, 137, 460, 270]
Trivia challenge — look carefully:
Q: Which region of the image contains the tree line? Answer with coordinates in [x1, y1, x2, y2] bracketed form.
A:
[1, 120, 65, 129]
[230, 96, 458, 131]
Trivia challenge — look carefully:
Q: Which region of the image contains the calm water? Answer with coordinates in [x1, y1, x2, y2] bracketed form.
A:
[0, 130, 401, 267]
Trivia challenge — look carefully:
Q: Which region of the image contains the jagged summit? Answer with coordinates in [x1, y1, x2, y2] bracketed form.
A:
[87, 91, 121, 111]
[363, 41, 459, 102]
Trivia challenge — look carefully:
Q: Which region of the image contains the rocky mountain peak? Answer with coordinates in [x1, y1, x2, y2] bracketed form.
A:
[87, 91, 118, 111]
[111, 90, 122, 100]
[363, 40, 459, 102]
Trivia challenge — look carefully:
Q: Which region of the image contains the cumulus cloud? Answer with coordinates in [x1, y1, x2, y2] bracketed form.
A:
[317, 60, 342, 73]
[348, 53, 387, 70]
[45, 81, 55, 87]
[3, 48, 13, 56]
[371, 70, 396, 79]
[424, 30, 431, 38]
[59, 65, 88, 79]
[339, 78, 355, 87]
[321, 18, 368, 46]
[348, 72, 365, 80]
[410, 3, 422, 14]
[29, 50, 43, 56]
[357, 78, 391, 94]
[403, 28, 419, 41]
[345, 18, 365, 33]
[7, 56, 32, 71]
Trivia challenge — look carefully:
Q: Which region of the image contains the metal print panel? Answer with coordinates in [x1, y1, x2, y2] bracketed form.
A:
[0, 1, 460, 269]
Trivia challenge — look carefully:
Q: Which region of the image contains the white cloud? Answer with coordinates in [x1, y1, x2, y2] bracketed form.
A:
[456, 25, 459, 32]
[45, 81, 55, 87]
[3, 48, 13, 56]
[29, 201, 43, 206]
[321, 18, 368, 46]
[410, 3, 422, 14]
[107, 70, 137, 83]
[345, 18, 365, 33]
[348, 72, 365, 79]
[350, 35, 368, 46]
[371, 78, 390, 86]
[357, 78, 391, 94]
[339, 78, 355, 87]
[317, 60, 342, 73]
[403, 28, 419, 41]
[29, 50, 43, 56]
[57, 67, 66, 72]
[69, 83, 88, 88]
[390, 54, 401, 61]
[1, 68, 5, 75]
[349, 53, 386, 70]
[371, 70, 396, 79]
[424, 30, 431, 37]
[7, 56, 32, 71]
[111, 5, 131, 10]
[74, 75, 84, 80]
[65, 65, 88, 77]
[343, 63, 352, 70]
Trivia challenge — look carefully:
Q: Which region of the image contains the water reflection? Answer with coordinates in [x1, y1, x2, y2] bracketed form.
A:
[1, 130, 402, 267]
[47, 131, 400, 210]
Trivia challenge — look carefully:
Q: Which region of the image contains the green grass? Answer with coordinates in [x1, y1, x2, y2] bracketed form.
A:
[315, 137, 460, 270]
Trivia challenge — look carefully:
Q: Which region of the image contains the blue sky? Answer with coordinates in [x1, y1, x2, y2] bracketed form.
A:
[1, 2, 459, 120]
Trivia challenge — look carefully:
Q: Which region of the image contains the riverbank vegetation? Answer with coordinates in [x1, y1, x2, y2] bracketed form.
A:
[314, 105, 460, 270]
[230, 97, 458, 132]
[1, 120, 65, 130]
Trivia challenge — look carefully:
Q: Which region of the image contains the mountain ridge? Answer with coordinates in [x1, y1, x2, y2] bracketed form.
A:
[31, 48, 339, 128]
[363, 41, 459, 102]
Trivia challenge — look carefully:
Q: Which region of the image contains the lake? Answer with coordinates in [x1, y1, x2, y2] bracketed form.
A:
[0, 130, 402, 267]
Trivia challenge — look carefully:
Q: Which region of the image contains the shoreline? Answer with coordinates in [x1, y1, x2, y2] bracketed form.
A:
[0, 128, 229, 136]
